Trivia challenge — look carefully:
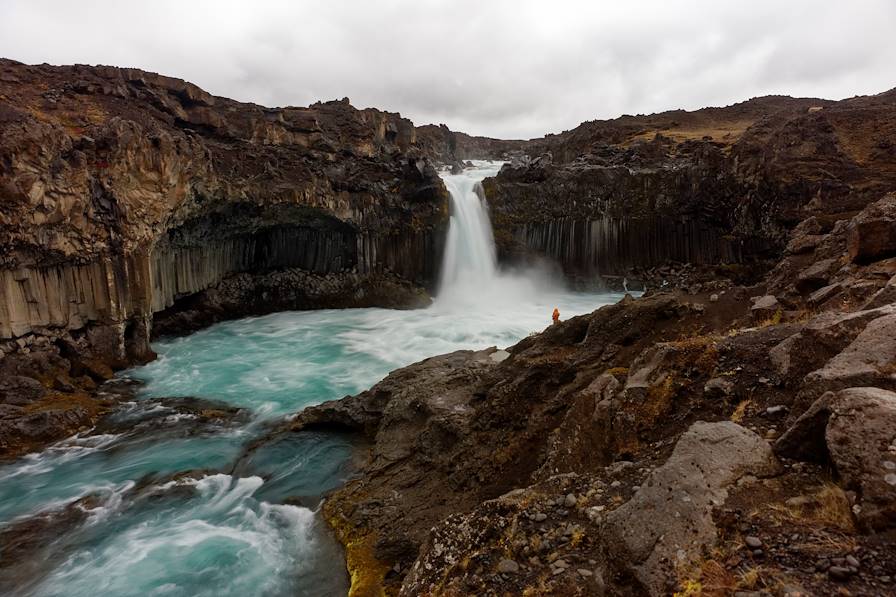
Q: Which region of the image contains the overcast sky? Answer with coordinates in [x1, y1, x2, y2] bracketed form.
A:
[1, 1, 894, 139]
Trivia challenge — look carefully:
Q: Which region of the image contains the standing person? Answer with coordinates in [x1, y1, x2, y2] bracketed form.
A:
[552, 307, 560, 324]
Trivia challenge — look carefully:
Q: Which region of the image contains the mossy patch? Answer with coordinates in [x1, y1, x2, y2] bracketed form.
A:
[324, 500, 392, 597]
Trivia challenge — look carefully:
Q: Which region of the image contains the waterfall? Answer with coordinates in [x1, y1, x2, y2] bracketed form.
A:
[438, 162, 502, 291]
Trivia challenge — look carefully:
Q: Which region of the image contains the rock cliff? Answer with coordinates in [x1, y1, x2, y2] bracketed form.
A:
[0, 59, 447, 454]
[479, 92, 896, 284]
[414, 123, 523, 164]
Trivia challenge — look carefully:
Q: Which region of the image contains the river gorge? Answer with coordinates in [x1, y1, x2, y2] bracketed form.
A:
[2, 56, 896, 596]
[0, 162, 622, 595]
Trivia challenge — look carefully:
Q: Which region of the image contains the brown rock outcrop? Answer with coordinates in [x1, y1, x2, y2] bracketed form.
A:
[0, 59, 448, 364]
[847, 193, 896, 263]
[481, 91, 896, 282]
[0, 59, 449, 456]
[776, 387, 896, 531]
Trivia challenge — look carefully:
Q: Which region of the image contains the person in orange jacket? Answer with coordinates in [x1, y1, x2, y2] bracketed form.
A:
[552, 307, 560, 324]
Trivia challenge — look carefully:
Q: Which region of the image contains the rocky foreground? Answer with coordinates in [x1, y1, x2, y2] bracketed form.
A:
[295, 194, 896, 596]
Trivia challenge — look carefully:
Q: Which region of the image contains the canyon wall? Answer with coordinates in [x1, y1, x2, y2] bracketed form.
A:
[482, 92, 896, 281]
[414, 123, 524, 164]
[0, 60, 447, 366]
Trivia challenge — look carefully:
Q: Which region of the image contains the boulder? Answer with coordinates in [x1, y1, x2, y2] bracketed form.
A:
[751, 295, 780, 321]
[785, 216, 824, 256]
[863, 274, 896, 309]
[795, 258, 839, 293]
[769, 305, 896, 377]
[847, 194, 896, 264]
[776, 387, 896, 530]
[807, 283, 842, 308]
[804, 312, 896, 390]
[704, 377, 734, 398]
[774, 392, 839, 462]
[0, 376, 46, 406]
[826, 389, 896, 530]
[496, 559, 519, 574]
[602, 421, 779, 595]
[0, 404, 25, 419]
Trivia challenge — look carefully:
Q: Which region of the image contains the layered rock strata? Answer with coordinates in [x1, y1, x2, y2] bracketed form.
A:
[481, 91, 896, 282]
[0, 59, 447, 454]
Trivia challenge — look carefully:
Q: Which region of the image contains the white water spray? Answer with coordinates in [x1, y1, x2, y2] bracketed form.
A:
[434, 161, 549, 308]
[438, 162, 501, 290]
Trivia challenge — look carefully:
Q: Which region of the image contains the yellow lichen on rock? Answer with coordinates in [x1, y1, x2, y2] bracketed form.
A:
[323, 501, 391, 597]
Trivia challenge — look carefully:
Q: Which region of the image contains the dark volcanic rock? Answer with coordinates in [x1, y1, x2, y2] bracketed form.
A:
[776, 387, 896, 531]
[482, 92, 896, 283]
[0, 406, 93, 453]
[152, 270, 430, 338]
[0, 59, 449, 372]
[847, 194, 896, 264]
[0, 376, 46, 405]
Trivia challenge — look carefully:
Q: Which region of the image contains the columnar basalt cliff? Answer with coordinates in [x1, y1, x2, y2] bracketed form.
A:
[475, 92, 896, 283]
[0, 59, 447, 455]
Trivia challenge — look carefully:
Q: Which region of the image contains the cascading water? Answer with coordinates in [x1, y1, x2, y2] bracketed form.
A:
[438, 163, 500, 291]
[0, 160, 626, 597]
[434, 161, 548, 309]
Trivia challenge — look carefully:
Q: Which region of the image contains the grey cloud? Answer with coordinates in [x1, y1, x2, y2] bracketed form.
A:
[1, 0, 894, 138]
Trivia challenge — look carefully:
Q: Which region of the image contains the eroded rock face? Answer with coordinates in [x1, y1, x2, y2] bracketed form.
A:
[0, 376, 46, 406]
[0, 403, 94, 455]
[768, 305, 896, 378]
[767, 195, 896, 308]
[848, 194, 896, 264]
[0, 59, 449, 366]
[482, 93, 896, 282]
[804, 312, 896, 392]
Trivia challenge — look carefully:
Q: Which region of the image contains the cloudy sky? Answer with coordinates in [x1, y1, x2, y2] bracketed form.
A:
[1, 1, 894, 139]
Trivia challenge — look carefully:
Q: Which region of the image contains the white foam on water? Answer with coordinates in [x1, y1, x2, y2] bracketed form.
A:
[0, 433, 120, 481]
[80, 480, 137, 525]
[32, 474, 319, 597]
